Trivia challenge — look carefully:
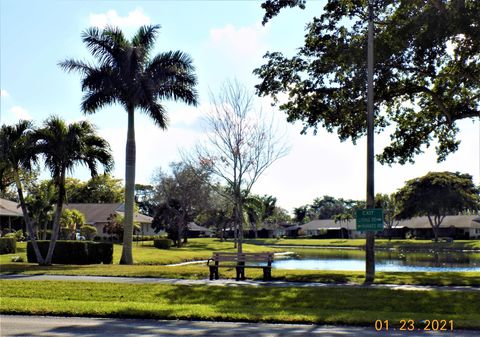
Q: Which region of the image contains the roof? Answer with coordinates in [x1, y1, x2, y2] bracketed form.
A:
[397, 215, 480, 229]
[300, 215, 480, 231]
[301, 219, 357, 231]
[187, 222, 212, 232]
[0, 198, 23, 217]
[65, 203, 152, 224]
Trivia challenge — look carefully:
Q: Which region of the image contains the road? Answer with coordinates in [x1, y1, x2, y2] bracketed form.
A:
[1, 315, 478, 337]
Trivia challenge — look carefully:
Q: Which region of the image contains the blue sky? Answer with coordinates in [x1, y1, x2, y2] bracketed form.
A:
[1, 1, 478, 213]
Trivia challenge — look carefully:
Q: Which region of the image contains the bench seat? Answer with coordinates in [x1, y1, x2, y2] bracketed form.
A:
[207, 252, 274, 281]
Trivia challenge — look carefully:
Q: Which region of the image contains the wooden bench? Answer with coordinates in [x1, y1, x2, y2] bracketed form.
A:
[207, 252, 274, 281]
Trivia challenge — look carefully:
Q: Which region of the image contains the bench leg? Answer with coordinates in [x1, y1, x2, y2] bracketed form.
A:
[236, 267, 245, 281]
[263, 267, 271, 281]
[209, 266, 215, 280]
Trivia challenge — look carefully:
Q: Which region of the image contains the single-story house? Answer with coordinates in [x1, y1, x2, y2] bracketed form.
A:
[295, 215, 480, 239]
[186, 222, 213, 237]
[395, 215, 480, 239]
[297, 219, 360, 239]
[65, 203, 154, 240]
[0, 197, 24, 233]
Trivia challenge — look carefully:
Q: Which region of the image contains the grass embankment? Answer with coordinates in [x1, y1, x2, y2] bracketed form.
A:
[1, 280, 479, 328]
[245, 238, 480, 250]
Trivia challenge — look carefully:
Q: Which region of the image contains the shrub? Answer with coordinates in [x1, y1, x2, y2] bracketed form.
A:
[0, 237, 16, 254]
[154, 238, 172, 249]
[88, 242, 113, 264]
[80, 225, 98, 240]
[4, 230, 24, 241]
[27, 241, 113, 264]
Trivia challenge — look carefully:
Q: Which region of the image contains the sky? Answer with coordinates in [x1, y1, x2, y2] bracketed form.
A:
[1, 0, 479, 213]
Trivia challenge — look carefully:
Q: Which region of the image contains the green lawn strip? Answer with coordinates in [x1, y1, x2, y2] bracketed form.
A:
[1, 280, 478, 328]
[1, 263, 479, 286]
[245, 238, 480, 250]
[0, 239, 279, 266]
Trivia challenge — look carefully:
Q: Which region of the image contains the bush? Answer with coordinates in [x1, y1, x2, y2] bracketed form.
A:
[4, 230, 24, 241]
[27, 241, 113, 264]
[88, 242, 113, 264]
[153, 238, 172, 249]
[80, 225, 97, 240]
[0, 237, 17, 254]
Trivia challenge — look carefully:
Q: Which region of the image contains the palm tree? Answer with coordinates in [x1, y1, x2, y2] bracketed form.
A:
[33, 116, 113, 265]
[0, 121, 45, 263]
[59, 25, 198, 264]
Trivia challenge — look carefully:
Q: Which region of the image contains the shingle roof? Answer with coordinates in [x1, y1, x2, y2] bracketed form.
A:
[65, 203, 152, 224]
[0, 198, 23, 217]
[187, 222, 212, 232]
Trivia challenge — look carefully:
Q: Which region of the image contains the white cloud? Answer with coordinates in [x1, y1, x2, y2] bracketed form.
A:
[0, 89, 9, 97]
[10, 106, 32, 120]
[208, 23, 268, 59]
[89, 8, 150, 29]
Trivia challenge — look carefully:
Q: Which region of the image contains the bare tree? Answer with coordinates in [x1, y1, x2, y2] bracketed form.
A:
[190, 80, 289, 252]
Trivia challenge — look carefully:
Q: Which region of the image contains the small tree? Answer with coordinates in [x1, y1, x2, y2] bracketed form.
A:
[151, 162, 212, 247]
[60, 209, 86, 240]
[190, 80, 289, 252]
[375, 193, 400, 240]
[395, 172, 480, 241]
[80, 225, 97, 240]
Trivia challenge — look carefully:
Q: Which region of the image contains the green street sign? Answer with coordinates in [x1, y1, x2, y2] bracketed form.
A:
[356, 208, 384, 232]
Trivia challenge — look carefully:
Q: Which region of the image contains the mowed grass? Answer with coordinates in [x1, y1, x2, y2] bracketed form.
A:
[1, 240, 480, 286]
[245, 238, 480, 250]
[0, 239, 279, 266]
[1, 280, 479, 328]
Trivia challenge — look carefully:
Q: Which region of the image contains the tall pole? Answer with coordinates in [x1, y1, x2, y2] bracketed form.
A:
[365, 0, 376, 284]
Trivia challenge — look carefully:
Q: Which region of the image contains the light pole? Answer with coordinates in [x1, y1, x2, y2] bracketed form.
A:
[365, 0, 376, 284]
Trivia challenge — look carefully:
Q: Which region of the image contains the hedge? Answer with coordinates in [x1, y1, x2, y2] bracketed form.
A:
[153, 238, 172, 249]
[27, 241, 113, 265]
[0, 237, 16, 254]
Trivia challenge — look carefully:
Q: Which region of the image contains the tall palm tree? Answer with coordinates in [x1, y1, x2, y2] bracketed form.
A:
[0, 121, 44, 263]
[59, 25, 198, 264]
[33, 116, 113, 265]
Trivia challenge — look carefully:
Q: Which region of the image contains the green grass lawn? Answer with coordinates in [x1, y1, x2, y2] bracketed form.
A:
[0, 239, 280, 266]
[245, 238, 480, 250]
[1, 239, 480, 286]
[1, 280, 479, 328]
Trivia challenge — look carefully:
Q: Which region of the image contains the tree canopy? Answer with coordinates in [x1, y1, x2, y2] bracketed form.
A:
[395, 171, 479, 240]
[256, 0, 480, 164]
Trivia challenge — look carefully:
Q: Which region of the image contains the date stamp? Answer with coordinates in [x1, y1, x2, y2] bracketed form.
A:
[374, 319, 454, 332]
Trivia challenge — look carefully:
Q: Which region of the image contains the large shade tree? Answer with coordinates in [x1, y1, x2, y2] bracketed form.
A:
[395, 171, 480, 242]
[33, 116, 113, 264]
[60, 25, 198, 264]
[256, 0, 480, 165]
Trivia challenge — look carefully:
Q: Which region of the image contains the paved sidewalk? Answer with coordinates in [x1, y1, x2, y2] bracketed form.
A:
[1, 273, 479, 292]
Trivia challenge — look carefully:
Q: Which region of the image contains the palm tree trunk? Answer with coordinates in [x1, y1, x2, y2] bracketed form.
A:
[13, 170, 45, 264]
[120, 107, 135, 265]
[45, 170, 66, 265]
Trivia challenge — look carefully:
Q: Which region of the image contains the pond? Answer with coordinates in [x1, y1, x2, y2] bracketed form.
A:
[273, 249, 480, 272]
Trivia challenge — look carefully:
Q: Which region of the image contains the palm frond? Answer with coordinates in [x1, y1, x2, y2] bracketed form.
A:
[132, 25, 161, 60]
[140, 101, 168, 129]
[58, 59, 94, 74]
[81, 91, 117, 114]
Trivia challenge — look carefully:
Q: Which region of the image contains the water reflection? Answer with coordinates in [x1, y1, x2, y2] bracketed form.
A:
[273, 249, 480, 272]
